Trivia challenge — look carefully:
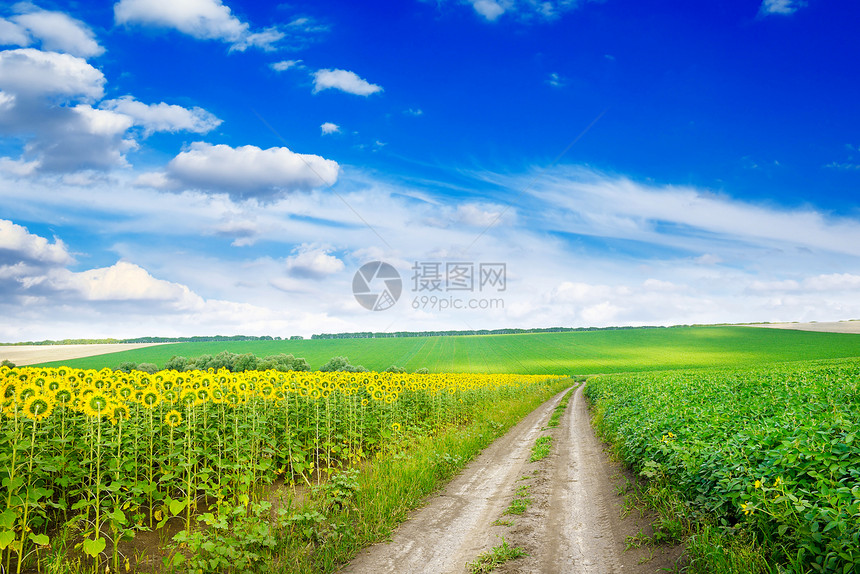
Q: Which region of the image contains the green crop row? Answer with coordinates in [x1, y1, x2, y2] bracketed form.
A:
[585, 358, 860, 573]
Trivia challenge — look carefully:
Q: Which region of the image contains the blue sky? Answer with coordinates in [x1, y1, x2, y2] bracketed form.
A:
[1, 0, 859, 341]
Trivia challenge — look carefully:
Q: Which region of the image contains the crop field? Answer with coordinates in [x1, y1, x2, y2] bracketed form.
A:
[0, 364, 567, 573]
[585, 358, 860, 573]
[32, 326, 860, 374]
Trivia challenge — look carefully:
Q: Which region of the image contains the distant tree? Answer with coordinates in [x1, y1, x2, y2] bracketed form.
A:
[1, 359, 15, 368]
[212, 351, 239, 371]
[413, 367, 429, 374]
[232, 353, 259, 372]
[116, 361, 138, 373]
[385, 365, 406, 373]
[319, 356, 351, 372]
[290, 357, 311, 372]
[319, 356, 367, 372]
[136, 363, 159, 374]
[164, 356, 189, 371]
[188, 354, 214, 371]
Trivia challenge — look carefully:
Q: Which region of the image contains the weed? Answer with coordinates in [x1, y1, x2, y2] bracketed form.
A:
[529, 435, 552, 462]
[467, 539, 528, 573]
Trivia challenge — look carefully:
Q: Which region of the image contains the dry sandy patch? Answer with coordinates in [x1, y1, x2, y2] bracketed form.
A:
[0, 343, 171, 366]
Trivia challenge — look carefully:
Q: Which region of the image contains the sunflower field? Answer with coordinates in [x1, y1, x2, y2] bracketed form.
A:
[0, 364, 562, 573]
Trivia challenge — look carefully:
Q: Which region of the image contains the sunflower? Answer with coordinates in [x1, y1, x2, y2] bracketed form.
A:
[17, 382, 39, 403]
[164, 409, 182, 428]
[391, 421, 401, 432]
[141, 388, 161, 409]
[54, 384, 73, 405]
[110, 403, 130, 423]
[23, 393, 54, 421]
[83, 392, 110, 418]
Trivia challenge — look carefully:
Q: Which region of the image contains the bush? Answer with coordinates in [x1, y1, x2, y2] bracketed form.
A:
[136, 363, 158, 374]
[164, 355, 189, 371]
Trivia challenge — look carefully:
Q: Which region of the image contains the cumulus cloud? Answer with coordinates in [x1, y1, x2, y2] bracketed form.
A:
[101, 96, 222, 135]
[8, 7, 104, 57]
[114, 0, 284, 51]
[759, 0, 806, 16]
[159, 142, 339, 199]
[286, 245, 345, 279]
[0, 219, 72, 266]
[320, 122, 340, 135]
[0, 48, 104, 101]
[313, 69, 383, 96]
[0, 55, 221, 173]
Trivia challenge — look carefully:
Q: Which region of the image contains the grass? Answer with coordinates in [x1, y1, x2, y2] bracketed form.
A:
[32, 325, 860, 374]
[547, 387, 575, 427]
[467, 539, 528, 573]
[529, 436, 552, 462]
[504, 485, 532, 516]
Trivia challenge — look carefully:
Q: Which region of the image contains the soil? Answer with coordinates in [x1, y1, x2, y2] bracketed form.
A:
[0, 343, 170, 366]
[739, 320, 860, 334]
[341, 386, 684, 574]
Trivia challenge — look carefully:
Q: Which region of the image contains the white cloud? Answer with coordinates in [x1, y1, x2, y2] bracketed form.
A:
[759, 0, 806, 16]
[114, 0, 283, 51]
[286, 245, 345, 279]
[547, 72, 564, 87]
[0, 48, 104, 100]
[313, 69, 383, 96]
[270, 59, 301, 72]
[471, 0, 508, 20]
[512, 166, 860, 258]
[101, 96, 222, 135]
[163, 142, 339, 199]
[0, 219, 72, 266]
[320, 122, 340, 135]
[0, 17, 30, 46]
[458, 0, 587, 22]
[10, 7, 104, 57]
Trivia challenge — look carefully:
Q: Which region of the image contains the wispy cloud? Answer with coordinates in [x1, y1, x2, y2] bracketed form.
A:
[759, 0, 806, 16]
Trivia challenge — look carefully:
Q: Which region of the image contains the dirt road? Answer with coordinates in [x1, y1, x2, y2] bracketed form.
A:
[342, 385, 682, 574]
[0, 343, 170, 366]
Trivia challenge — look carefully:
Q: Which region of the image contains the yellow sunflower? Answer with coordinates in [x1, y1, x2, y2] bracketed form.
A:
[22, 393, 54, 421]
[164, 409, 182, 428]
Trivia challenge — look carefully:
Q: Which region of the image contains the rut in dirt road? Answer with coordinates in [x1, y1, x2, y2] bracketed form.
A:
[341, 384, 682, 574]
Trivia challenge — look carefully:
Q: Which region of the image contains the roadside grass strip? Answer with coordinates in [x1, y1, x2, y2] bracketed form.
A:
[585, 358, 860, 574]
[467, 539, 528, 574]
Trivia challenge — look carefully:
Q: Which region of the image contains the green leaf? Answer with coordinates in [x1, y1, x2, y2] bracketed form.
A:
[28, 532, 49, 546]
[168, 499, 187, 516]
[0, 509, 17, 529]
[111, 508, 127, 525]
[0, 530, 16, 549]
[81, 536, 106, 557]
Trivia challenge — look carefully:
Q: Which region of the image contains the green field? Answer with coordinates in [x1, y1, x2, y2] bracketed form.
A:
[36, 326, 860, 373]
[586, 358, 860, 572]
